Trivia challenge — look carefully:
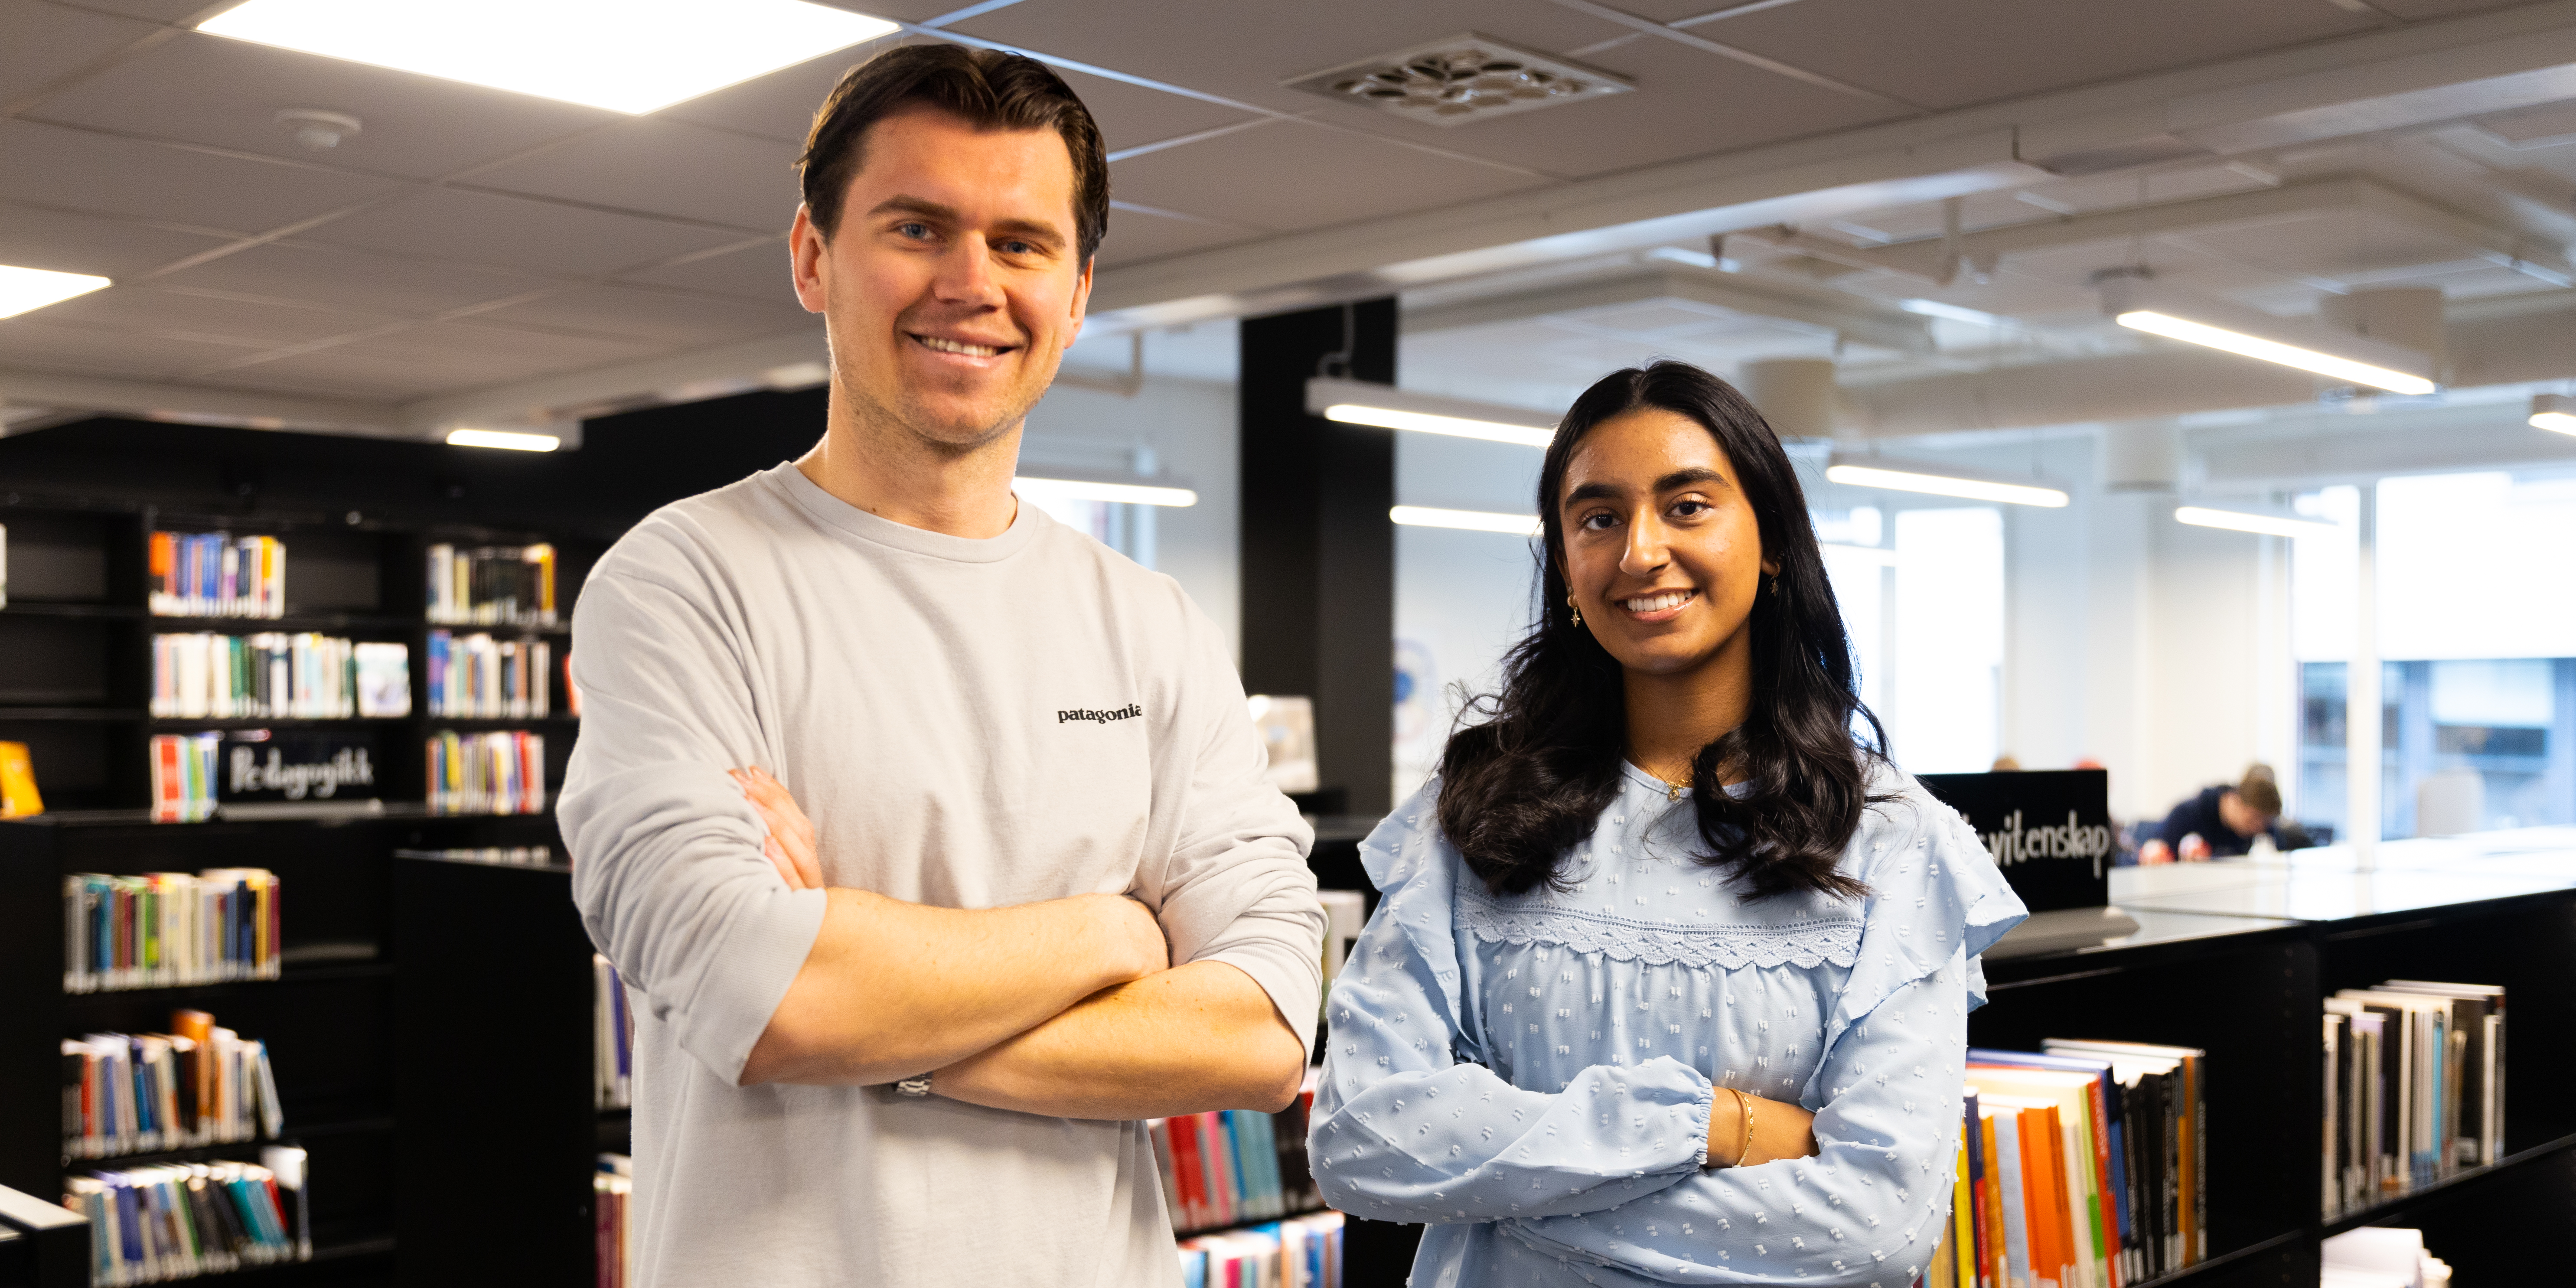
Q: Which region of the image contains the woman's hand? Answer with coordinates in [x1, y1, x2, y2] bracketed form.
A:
[731, 766, 822, 890]
[1705, 1088, 1820, 1167]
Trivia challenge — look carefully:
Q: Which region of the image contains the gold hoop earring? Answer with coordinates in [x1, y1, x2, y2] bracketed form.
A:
[1567, 594, 1582, 627]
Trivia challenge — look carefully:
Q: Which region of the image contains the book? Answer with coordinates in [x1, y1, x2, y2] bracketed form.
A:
[1175, 1210, 1342, 1288]
[149, 532, 285, 619]
[64, 1154, 306, 1280]
[63, 869, 284, 993]
[426, 630, 552, 718]
[426, 730, 547, 815]
[597, 1154, 633, 1288]
[425, 542, 557, 627]
[2322, 981, 2504, 1218]
[1149, 1075, 1322, 1239]
[2042, 1038, 2206, 1269]
[61, 1010, 281, 1161]
[152, 632, 392, 719]
[0, 739, 41, 817]
[595, 955, 634, 1110]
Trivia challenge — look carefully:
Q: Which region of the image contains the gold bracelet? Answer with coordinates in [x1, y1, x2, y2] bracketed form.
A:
[1736, 1089, 1758, 1167]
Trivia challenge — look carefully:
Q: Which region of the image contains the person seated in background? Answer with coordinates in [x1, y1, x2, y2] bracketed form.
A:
[2142, 766, 2286, 862]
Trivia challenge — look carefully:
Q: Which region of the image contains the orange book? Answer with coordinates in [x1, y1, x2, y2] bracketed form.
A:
[1981, 1110, 2007, 1288]
[1989, 1096, 2070, 1288]
[171, 1009, 215, 1117]
[0, 740, 41, 817]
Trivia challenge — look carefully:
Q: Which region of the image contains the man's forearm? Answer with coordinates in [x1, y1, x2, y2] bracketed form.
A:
[740, 887, 1161, 1086]
[931, 960, 1308, 1120]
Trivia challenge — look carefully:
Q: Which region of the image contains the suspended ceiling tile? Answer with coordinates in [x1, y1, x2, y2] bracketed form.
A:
[656, 40, 897, 143]
[297, 188, 752, 277]
[27, 30, 621, 180]
[1106, 119, 1547, 236]
[0, 204, 235, 278]
[148, 242, 554, 316]
[1094, 204, 1261, 269]
[2175, 211, 2468, 282]
[462, 285, 818, 346]
[1705, 0, 2375, 113]
[1279, 31, 1905, 180]
[31, 284, 391, 347]
[0, 0, 162, 108]
[47, 0, 220, 19]
[616, 239, 797, 302]
[0, 317, 273, 378]
[0, 119, 403, 234]
[463, 117, 805, 232]
[661, 45, 1259, 155]
[2370, 0, 2530, 16]
[949, 0, 1623, 120]
[207, 352, 496, 401]
[222, 320, 661, 391]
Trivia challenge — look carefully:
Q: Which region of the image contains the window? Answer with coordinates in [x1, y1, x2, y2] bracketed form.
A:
[1887, 506, 2004, 773]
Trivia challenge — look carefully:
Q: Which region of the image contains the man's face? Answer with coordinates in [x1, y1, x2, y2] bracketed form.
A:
[2218, 789, 2273, 838]
[791, 104, 1090, 454]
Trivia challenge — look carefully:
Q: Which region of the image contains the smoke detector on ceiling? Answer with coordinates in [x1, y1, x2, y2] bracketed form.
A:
[276, 109, 362, 150]
[1283, 34, 1631, 126]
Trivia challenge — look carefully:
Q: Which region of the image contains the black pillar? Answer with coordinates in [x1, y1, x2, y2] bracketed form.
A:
[1239, 300, 1397, 820]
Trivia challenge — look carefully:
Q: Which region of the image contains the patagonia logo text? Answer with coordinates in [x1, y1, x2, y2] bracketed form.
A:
[1059, 704, 1143, 725]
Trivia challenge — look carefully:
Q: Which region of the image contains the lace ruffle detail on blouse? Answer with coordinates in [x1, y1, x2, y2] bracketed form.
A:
[1459, 893, 1862, 971]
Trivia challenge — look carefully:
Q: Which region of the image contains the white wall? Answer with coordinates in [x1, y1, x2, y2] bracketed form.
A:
[1019, 373, 1242, 662]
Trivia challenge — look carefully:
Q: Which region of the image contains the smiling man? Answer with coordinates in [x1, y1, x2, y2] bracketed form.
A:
[558, 46, 1322, 1288]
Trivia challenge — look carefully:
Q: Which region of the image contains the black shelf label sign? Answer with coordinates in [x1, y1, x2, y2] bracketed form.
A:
[1917, 769, 2113, 912]
[222, 730, 378, 803]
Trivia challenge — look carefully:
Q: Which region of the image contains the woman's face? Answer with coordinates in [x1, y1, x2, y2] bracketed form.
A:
[1556, 407, 1776, 679]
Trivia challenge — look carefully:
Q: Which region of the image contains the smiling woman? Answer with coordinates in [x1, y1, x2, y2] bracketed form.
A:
[1310, 360, 2027, 1288]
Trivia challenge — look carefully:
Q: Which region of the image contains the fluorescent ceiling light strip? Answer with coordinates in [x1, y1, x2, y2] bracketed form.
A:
[447, 428, 560, 452]
[1015, 476, 1197, 508]
[1389, 505, 1542, 536]
[199, 0, 898, 115]
[2173, 506, 2338, 539]
[1820, 542, 1898, 566]
[2532, 394, 2576, 436]
[1324, 405, 1556, 448]
[1823, 463, 2068, 508]
[2114, 310, 2436, 396]
[0, 265, 111, 319]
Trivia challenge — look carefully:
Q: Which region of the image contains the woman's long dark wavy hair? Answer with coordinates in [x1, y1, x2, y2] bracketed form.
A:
[1436, 361, 1888, 901]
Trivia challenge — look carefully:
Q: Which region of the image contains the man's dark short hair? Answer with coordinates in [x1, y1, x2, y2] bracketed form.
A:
[799, 43, 1109, 265]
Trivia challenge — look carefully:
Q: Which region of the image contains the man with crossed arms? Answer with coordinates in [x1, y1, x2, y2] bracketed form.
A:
[562, 45, 1321, 1288]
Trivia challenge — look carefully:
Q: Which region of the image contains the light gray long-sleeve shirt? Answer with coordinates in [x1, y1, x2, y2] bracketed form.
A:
[559, 461, 1324, 1288]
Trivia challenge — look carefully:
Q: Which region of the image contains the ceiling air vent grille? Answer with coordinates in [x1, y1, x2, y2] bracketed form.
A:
[1283, 34, 1632, 126]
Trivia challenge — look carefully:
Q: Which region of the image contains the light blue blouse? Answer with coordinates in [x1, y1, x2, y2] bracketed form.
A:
[1310, 763, 2027, 1288]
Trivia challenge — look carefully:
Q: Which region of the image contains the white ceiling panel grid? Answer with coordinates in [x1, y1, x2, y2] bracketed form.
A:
[0, 117, 404, 232]
[293, 186, 756, 276]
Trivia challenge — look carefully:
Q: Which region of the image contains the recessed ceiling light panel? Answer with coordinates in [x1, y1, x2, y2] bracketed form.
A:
[1283, 34, 1631, 126]
[0, 265, 111, 319]
[199, 0, 899, 115]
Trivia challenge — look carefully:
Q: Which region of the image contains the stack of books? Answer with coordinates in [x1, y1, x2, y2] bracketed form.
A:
[150, 633, 410, 719]
[595, 955, 633, 1110]
[1929, 1040, 2207, 1288]
[427, 631, 553, 718]
[1151, 1078, 1320, 1237]
[62, 870, 283, 993]
[426, 542, 557, 627]
[595, 1154, 633, 1288]
[2325, 981, 2505, 1218]
[64, 1145, 309, 1282]
[146, 734, 222, 822]
[148, 532, 284, 619]
[62, 1009, 281, 1161]
[1177, 1210, 1343, 1288]
[426, 730, 547, 815]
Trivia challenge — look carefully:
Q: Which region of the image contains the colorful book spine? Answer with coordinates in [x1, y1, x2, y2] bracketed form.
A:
[1150, 1079, 1323, 1239]
[63, 1147, 307, 1281]
[425, 730, 547, 815]
[62, 869, 283, 993]
[149, 533, 285, 619]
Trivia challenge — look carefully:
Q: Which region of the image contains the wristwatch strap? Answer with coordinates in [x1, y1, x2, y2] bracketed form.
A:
[894, 1074, 933, 1098]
